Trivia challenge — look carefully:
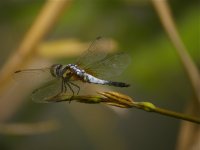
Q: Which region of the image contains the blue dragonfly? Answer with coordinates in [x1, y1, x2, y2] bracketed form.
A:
[14, 37, 131, 102]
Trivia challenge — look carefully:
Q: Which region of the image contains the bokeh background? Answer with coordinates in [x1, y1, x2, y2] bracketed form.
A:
[0, 0, 199, 150]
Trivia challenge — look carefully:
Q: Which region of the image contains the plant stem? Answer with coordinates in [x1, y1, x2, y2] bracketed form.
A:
[46, 92, 200, 124]
[134, 102, 200, 124]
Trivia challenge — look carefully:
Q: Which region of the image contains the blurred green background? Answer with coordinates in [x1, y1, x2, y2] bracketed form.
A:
[0, 0, 199, 150]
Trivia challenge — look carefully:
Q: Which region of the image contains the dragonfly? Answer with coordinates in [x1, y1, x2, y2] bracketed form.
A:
[14, 37, 131, 103]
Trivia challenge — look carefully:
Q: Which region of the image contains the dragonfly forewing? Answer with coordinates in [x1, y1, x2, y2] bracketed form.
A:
[84, 52, 131, 79]
[14, 68, 53, 84]
[76, 37, 108, 70]
[14, 67, 62, 103]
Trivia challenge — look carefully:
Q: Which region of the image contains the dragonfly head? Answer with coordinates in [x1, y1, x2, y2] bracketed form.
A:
[50, 64, 63, 77]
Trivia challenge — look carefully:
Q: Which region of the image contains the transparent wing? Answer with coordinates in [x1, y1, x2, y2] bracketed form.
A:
[84, 52, 131, 79]
[14, 67, 53, 84]
[76, 36, 108, 69]
[14, 67, 62, 103]
[31, 78, 62, 103]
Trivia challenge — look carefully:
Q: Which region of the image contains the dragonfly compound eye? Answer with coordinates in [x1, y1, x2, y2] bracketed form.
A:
[50, 64, 62, 77]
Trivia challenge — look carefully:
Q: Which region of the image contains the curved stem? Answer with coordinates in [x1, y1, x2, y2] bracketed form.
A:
[46, 92, 200, 124]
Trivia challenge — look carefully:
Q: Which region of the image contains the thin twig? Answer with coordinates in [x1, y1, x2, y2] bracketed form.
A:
[0, 0, 72, 121]
[151, 0, 200, 104]
[151, 1, 200, 149]
[0, 120, 60, 135]
[0, 0, 71, 93]
[44, 92, 200, 124]
[37, 38, 117, 59]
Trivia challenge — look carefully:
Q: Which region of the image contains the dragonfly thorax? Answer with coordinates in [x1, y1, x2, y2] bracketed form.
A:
[50, 64, 85, 79]
[67, 64, 85, 77]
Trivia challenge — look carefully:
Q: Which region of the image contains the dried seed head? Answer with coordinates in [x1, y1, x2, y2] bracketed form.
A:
[98, 91, 134, 108]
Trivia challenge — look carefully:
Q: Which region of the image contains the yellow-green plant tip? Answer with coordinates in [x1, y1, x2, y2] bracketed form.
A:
[142, 102, 156, 109]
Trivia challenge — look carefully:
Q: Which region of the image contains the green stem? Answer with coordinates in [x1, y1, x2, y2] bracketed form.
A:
[45, 93, 200, 124]
[154, 107, 200, 124]
[135, 102, 200, 124]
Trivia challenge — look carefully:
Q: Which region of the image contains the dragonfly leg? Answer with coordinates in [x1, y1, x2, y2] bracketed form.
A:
[61, 79, 65, 93]
[65, 82, 74, 103]
[63, 82, 67, 93]
[66, 82, 74, 96]
[69, 81, 80, 95]
[61, 80, 64, 93]
[61, 79, 68, 94]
